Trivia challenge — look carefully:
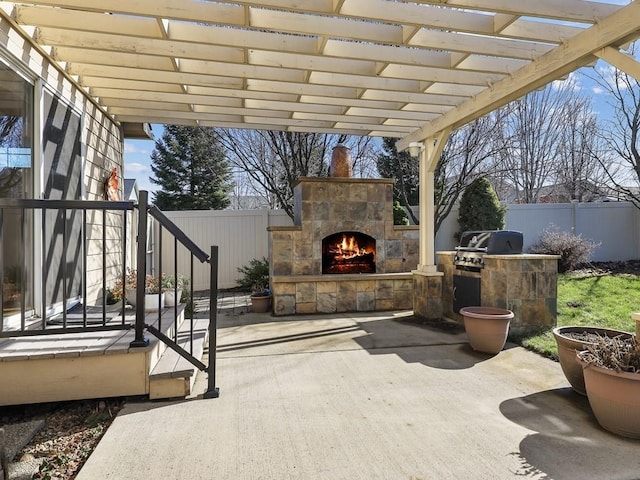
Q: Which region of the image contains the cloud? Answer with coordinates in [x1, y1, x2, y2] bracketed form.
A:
[126, 162, 149, 173]
[551, 72, 581, 91]
[124, 143, 151, 155]
[592, 86, 605, 95]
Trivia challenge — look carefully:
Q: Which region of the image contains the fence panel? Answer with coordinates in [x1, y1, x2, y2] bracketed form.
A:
[158, 210, 292, 289]
[432, 202, 640, 263]
[158, 203, 640, 291]
[574, 203, 639, 261]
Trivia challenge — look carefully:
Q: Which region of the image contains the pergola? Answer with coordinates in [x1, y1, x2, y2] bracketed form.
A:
[2, 0, 640, 275]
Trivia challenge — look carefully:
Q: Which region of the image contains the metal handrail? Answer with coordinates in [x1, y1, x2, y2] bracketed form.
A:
[1, 190, 219, 398]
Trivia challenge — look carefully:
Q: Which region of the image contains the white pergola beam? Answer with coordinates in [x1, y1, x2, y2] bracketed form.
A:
[397, 1, 640, 151]
[594, 46, 640, 81]
[404, 0, 619, 23]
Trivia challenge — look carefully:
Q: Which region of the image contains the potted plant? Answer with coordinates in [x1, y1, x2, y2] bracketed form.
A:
[577, 334, 640, 438]
[236, 258, 271, 313]
[459, 306, 514, 354]
[116, 269, 164, 311]
[162, 274, 188, 307]
[553, 326, 632, 395]
[250, 283, 272, 313]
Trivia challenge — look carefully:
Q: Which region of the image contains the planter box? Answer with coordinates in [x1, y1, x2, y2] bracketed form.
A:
[164, 290, 182, 307]
[126, 289, 165, 311]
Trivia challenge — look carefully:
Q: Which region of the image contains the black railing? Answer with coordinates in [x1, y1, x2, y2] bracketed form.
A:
[0, 190, 219, 398]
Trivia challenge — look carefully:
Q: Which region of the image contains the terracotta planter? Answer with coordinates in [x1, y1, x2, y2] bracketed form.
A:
[460, 306, 514, 354]
[251, 295, 272, 313]
[164, 290, 182, 307]
[578, 352, 640, 438]
[553, 326, 632, 395]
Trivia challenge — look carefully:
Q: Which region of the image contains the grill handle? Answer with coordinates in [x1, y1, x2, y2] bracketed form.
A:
[455, 246, 488, 252]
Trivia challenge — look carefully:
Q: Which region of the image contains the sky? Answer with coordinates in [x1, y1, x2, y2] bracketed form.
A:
[122, 58, 630, 196]
[123, 127, 160, 194]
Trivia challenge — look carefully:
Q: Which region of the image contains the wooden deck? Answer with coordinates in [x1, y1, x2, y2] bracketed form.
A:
[0, 291, 250, 406]
[0, 305, 195, 406]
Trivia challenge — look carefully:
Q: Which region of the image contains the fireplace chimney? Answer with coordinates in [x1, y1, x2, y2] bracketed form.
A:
[330, 144, 352, 178]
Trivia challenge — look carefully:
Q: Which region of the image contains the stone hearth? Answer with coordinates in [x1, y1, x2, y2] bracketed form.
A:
[268, 177, 418, 315]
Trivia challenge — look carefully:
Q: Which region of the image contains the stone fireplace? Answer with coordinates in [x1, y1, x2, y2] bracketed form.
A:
[268, 176, 419, 315]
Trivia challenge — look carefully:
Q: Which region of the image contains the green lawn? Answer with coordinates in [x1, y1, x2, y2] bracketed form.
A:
[519, 272, 640, 359]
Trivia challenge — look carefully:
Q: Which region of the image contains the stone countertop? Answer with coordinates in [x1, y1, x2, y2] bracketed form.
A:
[436, 251, 560, 259]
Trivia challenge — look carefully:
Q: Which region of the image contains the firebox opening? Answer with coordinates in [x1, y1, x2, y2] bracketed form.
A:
[322, 231, 376, 274]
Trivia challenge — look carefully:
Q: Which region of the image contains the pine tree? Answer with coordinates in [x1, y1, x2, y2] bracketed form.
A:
[150, 126, 233, 210]
[376, 137, 419, 224]
[457, 177, 506, 234]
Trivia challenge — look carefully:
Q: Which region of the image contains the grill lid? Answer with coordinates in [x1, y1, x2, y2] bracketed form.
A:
[457, 230, 523, 255]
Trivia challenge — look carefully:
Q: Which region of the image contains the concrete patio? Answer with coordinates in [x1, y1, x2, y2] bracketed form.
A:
[78, 308, 640, 480]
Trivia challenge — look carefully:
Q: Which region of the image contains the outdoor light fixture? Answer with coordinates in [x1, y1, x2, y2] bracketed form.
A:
[408, 142, 424, 158]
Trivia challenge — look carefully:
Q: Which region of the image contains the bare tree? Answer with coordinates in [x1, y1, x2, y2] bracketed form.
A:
[217, 129, 377, 219]
[554, 93, 610, 202]
[583, 52, 640, 208]
[494, 81, 574, 204]
[0, 116, 25, 197]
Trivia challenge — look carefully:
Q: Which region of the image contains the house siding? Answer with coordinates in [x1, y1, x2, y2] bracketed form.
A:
[0, 15, 125, 307]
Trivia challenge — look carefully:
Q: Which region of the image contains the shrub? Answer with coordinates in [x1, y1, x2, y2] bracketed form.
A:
[236, 257, 269, 291]
[527, 227, 600, 273]
[393, 201, 409, 225]
[457, 177, 506, 236]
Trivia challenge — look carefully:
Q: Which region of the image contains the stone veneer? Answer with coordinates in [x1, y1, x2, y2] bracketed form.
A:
[269, 177, 419, 315]
[437, 252, 559, 335]
[412, 273, 444, 320]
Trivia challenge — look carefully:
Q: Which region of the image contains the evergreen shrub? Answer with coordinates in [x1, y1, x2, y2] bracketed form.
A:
[236, 257, 270, 291]
[457, 177, 506, 236]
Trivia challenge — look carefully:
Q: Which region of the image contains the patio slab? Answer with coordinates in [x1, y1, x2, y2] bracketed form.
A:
[77, 310, 640, 480]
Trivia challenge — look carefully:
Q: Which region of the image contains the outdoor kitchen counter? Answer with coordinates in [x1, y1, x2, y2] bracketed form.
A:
[437, 251, 560, 336]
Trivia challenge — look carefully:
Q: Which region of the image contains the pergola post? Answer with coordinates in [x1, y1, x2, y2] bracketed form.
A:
[416, 128, 451, 273]
[412, 128, 451, 320]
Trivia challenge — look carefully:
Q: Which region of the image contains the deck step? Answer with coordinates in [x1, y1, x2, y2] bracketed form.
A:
[148, 317, 209, 400]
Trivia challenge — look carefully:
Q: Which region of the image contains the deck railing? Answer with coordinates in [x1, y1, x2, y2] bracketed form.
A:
[0, 190, 219, 397]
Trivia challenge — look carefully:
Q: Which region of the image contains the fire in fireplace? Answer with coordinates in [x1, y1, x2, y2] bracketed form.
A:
[322, 231, 376, 274]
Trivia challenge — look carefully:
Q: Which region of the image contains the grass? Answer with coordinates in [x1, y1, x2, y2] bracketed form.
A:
[519, 271, 640, 359]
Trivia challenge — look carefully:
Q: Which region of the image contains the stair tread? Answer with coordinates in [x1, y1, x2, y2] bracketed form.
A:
[149, 317, 209, 380]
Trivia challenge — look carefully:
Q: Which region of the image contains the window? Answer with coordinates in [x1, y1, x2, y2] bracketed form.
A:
[0, 62, 34, 319]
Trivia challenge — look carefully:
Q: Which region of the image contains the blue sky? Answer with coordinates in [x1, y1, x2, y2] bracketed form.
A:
[123, 127, 160, 194]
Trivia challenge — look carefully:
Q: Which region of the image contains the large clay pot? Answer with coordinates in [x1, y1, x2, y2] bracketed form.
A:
[553, 326, 632, 395]
[251, 294, 272, 313]
[460, 306, 514, 354]
[578, 352, 640, 438]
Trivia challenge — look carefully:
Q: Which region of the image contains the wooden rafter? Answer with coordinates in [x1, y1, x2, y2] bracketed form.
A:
[0, 0, 636, 139]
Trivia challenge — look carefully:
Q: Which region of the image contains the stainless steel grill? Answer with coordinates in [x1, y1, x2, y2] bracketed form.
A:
[454, 230, 523, 270]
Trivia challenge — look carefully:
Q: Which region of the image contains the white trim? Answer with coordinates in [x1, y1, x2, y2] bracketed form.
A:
[0, 43, 36, 84]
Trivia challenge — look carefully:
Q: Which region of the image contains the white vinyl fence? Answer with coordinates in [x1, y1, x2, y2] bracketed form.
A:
[157, 202, 640, 290]
[156, 209, 292, 290]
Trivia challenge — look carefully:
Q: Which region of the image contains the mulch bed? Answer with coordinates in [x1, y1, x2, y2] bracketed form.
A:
[0, 398, 124, 479]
